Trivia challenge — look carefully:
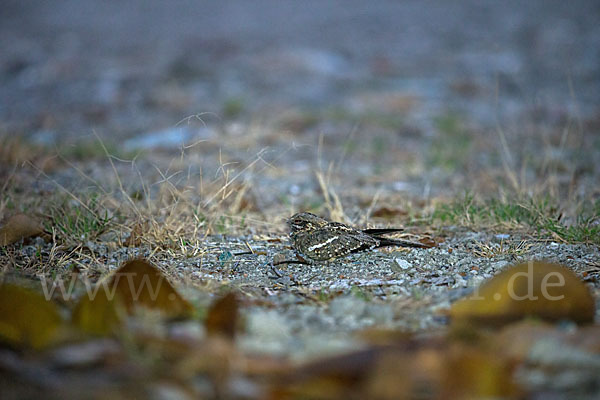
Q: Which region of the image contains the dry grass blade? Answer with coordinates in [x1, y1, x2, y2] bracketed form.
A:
[471, 240, 532, 258]
[316, 170, 346, 222]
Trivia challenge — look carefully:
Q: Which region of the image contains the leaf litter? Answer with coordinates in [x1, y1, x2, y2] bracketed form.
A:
[0, 214, 45, 246]
[0, 250, 598, 399]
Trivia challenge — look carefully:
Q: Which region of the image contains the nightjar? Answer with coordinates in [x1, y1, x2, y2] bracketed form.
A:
[287, 212, 430, 262]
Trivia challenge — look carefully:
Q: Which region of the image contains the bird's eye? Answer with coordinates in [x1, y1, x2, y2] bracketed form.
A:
[291, 220, 307, 230]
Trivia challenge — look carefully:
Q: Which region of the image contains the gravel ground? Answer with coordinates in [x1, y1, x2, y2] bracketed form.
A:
[14, 229, 599, 362]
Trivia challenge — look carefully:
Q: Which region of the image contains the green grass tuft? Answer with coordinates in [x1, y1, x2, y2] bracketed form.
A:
[46, 194, 114, 243]
[432, 193, 600, 244]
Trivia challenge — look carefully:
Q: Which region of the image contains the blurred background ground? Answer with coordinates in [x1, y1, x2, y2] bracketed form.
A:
[2, 0, 599, 205]
[1, 1, 600, 398]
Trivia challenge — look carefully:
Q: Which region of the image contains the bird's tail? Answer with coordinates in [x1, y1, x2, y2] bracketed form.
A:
[375, 237, 432, 249]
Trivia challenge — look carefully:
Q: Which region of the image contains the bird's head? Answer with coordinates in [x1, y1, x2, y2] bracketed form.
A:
[287, 212, 327, 233]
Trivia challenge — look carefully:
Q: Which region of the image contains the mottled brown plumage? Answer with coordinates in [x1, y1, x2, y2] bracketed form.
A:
[287, 212, 429, 262]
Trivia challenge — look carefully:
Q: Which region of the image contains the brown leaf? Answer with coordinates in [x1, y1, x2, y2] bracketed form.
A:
[450, 261, 596, 326]
[418, 236, 438, 248]
[0, 214, 44, 246]
[107, 259, 193, 318]
[0, 284, 63, 349]
[205, 292, 239, 339]
[371, 206, 408, 219]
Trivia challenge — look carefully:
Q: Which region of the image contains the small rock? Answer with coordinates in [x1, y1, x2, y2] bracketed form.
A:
[490, 260, 510, 270]
[393, 258, 412, 271]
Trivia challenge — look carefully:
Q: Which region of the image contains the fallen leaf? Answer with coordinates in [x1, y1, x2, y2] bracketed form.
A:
[107, 259, 193, 318]
[72, 289, 126, 336]
[0, 214, 44, 246]
[450, 261, 596, 325]
[371, 206, 408, 219]
[205, 292, 239, 339]
[418, 236, 438, 248]
[0, 284, 63, 348]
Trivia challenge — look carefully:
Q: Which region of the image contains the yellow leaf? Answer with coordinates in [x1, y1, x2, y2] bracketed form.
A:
[0, 284, 62, 349]
[72, 290, 125, 336]
[450, 261, 595, 325]
[0, 214, 44, 246]
[108, 259, 193, 318]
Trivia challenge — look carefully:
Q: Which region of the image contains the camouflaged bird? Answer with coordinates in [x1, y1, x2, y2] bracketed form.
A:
[287, 212, 430, 262]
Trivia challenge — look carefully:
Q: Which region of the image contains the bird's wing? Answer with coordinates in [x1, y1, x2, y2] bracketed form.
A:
[362, 227, 404, 235]
[327, 222, 381, 249]
[294, 225, 378, 261]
